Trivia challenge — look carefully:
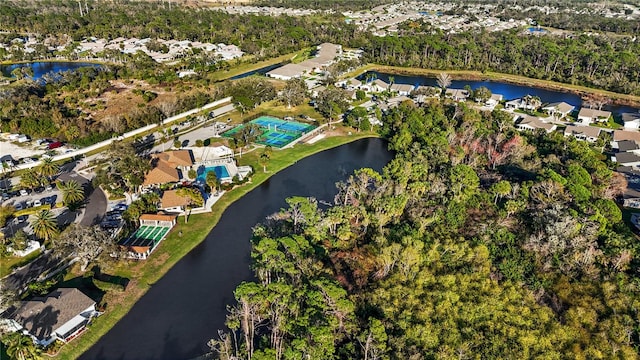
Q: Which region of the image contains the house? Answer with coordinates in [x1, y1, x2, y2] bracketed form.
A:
[143, 161, 180, 187]
[542, 102, 575, 118]
[143, 150, 194, 187]
[564, 125, 601, 142]
[486, 93, 504, 107]
[363, 79, 389, 93]
[266, 63, 311, 80]
[2, 288, 97, 346]
[515, 115, 556, 133]
[612, 140, 640, 153]
[613, 152, 640, 167]
[614, 129, 640, 143]
[151, 150, 193, 169]
[160, 189, 193, 213]
[622, 112, 640, 130]
[445, 88, 469, 102]
[335, 78, 362, 89]
[389, 83, 415, 96]
[577, 108, 612, 125]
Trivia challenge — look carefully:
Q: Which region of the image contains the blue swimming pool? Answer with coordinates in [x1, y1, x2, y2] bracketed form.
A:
[197, 165, 231, 182]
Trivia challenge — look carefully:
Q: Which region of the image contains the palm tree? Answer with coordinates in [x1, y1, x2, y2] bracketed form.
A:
[259, 146, 273, 173]
[205, 171, 218, 194]
[57, 180, 85, 206]
[436, 72, 452, 92]
[4, 332, 41, 360]
[38, 158, 59, 182]
[19, 168, 42, 191]
[31, 209, 58, 243]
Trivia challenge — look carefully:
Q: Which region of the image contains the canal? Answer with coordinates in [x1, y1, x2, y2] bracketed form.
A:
[81, 138, 394, 360]
[359, 71, 639, 114]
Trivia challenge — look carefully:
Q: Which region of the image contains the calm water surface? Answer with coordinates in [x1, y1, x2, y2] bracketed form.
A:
[81, 138, 394, 360]
[0, 61, 101, 80]
[360, 71, 639, 114]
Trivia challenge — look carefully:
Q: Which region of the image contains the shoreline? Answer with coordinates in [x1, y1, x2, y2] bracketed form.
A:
[346, 64, 640, 108]
[55, 132, 379, 359]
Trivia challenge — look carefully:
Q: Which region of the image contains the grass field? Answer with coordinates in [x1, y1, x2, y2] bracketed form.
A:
[53, 130, 378, 359]
[0, 249, 42, 278]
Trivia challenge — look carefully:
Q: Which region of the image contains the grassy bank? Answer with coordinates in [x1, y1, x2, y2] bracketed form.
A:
[344, 64, 640, 107]
[208, 48, 311, 82]
[54, 131, 378, 359]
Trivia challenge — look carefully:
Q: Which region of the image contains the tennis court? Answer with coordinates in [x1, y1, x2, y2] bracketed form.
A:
[223, 116, 316, 148]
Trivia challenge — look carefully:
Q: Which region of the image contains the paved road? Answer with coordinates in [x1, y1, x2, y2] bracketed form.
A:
[57, 171, 107, 227]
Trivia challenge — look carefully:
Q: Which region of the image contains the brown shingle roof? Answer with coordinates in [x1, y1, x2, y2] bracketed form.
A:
[4, 288, 94, 340]
[151, 150, 193, 167]
[143, 161, 180, 186]
[614, 130, 640, 142]
[139, 213, 178, 222]
[161, 190, 191, 208]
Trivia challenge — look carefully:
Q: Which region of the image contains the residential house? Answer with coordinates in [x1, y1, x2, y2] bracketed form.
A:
[614, 129, 640, 143]
[613, 152, 640, 167]
[142, 150, 194, 187]
[515, 115, 556, 133]
[622, 112, 640, 130]
[542, 102, 575, 119]
[612, 140, 640, 153]
[2, 288, 97, 346]
[363, 79, 389, 93]
[577, 108, 612, 125]
[445, 88, 469, 102]
[335, 78, 362, 90]
[266, 63, 311, 80]
[505, 98, 530, 110]
[486, 93, 504, 107]
[160, 189, 193, 213]
[564, 125, 601, 142]
[389, 83, 415, 96]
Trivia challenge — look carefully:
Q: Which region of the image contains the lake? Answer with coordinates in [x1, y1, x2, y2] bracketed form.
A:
[0, 61, 102, 80]
[80, 138, 394, 360]
[359, 71, 639, 115]
[229, 63, 283, 80]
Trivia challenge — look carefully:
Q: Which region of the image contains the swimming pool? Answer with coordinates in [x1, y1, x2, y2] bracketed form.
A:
[196, 165, 231, 183]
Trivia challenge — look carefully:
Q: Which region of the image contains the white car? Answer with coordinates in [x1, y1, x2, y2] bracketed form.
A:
[33, 199, 42, 207]
[19, 189, 28, 196]
[45, 184, 53, 191]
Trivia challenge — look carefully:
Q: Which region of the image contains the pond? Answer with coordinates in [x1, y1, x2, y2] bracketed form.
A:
[0, 61, 102, 80]
[359, 71, 639, 115]
[80, 138, 394, 360]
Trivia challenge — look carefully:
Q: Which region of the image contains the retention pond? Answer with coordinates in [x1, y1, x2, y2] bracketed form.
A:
[81, 138, 394, 360]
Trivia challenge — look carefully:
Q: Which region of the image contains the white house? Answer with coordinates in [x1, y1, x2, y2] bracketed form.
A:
[362, 79, 389, 93]
[2, 288, 98, 346]
[389, 83, 415, 96]
[564, 125, 601, 142]
[266, 63, 311, 80]
[515, 115, 556, 133]
[486, 93, 504, 107]
[622, 112, 640, 130]
[445, 88, 469, 102]
[542, 102, 575, 119]
[577, 108, 612, 125]
[613, 152, 640, 167]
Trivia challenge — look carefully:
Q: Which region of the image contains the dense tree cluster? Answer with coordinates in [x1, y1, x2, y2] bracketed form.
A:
[0, 0, 359, 60]
[361, 29, 640, 95]
[212, 102, 640, 359]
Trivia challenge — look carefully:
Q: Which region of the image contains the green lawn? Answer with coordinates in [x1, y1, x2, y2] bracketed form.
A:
[53, 130, 378, 359]
[0, 249, 42, 278]
[208, 48, 311, 82]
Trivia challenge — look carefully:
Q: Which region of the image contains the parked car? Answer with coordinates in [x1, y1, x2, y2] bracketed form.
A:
[1, 193, 9, 201]
[17, 215, 27, 223]
[33, 199, 42, 207]
[112, 203, 128, 211]
[15, 203, 23, 211]
[45, 184, 53, 192]
[19, 189, 29, 196]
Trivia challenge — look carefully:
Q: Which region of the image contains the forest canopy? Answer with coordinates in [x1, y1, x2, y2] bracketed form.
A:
[211, 102, 640, 359]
